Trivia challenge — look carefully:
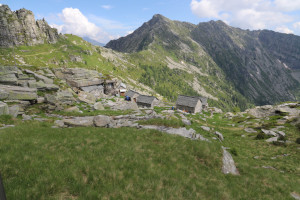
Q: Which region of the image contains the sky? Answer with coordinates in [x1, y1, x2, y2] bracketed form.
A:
[1, 0, 300, 44]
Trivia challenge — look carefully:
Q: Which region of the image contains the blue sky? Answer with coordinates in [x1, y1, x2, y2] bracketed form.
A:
[1, 0, 300, 43]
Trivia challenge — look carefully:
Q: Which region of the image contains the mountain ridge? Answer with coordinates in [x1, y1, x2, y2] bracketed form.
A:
[106, 14, 299, 105]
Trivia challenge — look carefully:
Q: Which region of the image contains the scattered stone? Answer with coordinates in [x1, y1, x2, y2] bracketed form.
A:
[140, 125, 209, 141]
[291, 192, 300, 200]
[266, 137, 278, 143]
[262, 129, 277, 137]
[253, 156, 260, 159]
[34, 118, 47, 122]
[222, 147, 239, 175]
[22, 114, 32, 121]
[63, 117, 94, 127]
[277, 131, 286, 137]
[93, 102, 105, 110]
[200, 126, 210, 132]
[94, 115, 111, 127]
[182, 119, 191, 126]
[214, 131, 224, 141]
[54, 120, 64, 128]
[244, 128, 257, 133]
[64, 106, 80, 113]
[37, 97, 45, 104]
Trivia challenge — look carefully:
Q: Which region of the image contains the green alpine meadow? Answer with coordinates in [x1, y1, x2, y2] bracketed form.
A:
[0, 3, 299, 200]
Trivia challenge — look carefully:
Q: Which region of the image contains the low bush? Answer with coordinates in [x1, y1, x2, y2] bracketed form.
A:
[256, 132, 265, 140]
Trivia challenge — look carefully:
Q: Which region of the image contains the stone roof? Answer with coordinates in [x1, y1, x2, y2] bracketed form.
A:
[137, 95, 157, 105]
[176, 95, 201, 108]
[125, 90, 139, 98]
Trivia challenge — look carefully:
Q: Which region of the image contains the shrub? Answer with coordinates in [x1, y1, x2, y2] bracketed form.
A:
[296, 138, 300, 144]
[256, 132, 265, 140]
[230, 148, 238, 156]
[272, 141, 286, 147]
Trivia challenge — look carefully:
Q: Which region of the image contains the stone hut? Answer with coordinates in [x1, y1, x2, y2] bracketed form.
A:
[199, 97, 208, 110]
[176, 95, 203, 113]
[136, 95, 159, 108]
[125, 90, 140, 102]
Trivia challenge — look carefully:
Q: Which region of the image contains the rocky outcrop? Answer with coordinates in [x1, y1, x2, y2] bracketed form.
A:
[0, 5, 59, 47]
[246, 103, 300, 118]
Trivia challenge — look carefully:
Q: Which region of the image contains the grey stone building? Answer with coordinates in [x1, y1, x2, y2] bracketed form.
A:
[176, 95, 203, 113]
[136, 95, 159, 108]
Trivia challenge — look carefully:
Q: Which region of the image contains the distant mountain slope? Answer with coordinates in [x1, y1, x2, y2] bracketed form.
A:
[0, 5, 59, 47]
[83, 37, 105, 47]
[106, 15, 299, 105]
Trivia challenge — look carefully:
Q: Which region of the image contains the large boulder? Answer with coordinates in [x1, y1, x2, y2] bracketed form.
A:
[94, 115, 111, 127]
[63, 117, 94, 127]
[0, 101, 9, 115]
[222, 147, 239, 175]
[0, 85, 37, 100]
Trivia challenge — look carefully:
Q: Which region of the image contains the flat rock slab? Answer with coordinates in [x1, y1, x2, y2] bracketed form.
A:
[244, 128, 257, 133]
[0, 85, 37, 100]
[140, 125, 209, 141]
[222, 147, 240, 175]
[63, 117, 94, 127]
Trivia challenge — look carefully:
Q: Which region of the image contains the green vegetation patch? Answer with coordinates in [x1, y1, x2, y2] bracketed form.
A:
[0, 123, 221, 199]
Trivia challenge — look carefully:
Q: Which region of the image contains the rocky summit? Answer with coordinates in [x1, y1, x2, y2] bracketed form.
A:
[0, 5, 59, 47]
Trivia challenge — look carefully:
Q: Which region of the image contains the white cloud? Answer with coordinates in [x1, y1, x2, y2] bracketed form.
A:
[275, 26, 294, 34]
[0, 4, 2, 6]
[190, 0, 298, 33]
[126, 30, 134, 35]
[51, 8, 116, 43]
[274, 0, 300, 12]
[101, 5, 112, 10]
[293, 22, 300, 29]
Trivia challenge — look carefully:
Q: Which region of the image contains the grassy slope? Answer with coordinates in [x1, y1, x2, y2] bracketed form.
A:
[0, 112, 299, 199]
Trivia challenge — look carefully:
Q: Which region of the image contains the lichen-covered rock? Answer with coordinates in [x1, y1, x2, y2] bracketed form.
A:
[0, 66, 19, 85]
[0, 101, 9, 115]
[0, 85, 37, 100]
